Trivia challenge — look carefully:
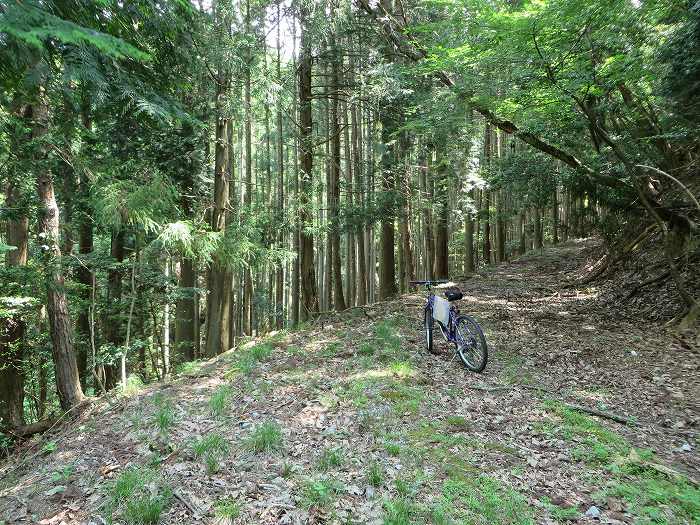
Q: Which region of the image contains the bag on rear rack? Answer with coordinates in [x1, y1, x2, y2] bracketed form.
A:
[432, 296, 450, 326]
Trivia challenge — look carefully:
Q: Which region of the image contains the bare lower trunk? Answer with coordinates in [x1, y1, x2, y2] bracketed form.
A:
[175, 257, 196, 361]
[37, 168, 85, 410]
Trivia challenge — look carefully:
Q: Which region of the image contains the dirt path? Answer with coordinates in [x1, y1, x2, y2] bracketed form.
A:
[1, 240, 698, 524]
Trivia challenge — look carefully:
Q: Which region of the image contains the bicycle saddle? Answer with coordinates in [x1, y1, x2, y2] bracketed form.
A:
[444, 289, 463, 302]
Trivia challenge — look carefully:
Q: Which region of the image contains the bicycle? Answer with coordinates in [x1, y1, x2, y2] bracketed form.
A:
[410, 280, 488, 373]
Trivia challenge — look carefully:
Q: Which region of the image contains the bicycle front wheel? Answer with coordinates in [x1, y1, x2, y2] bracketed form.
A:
[454, 315, 488, 372]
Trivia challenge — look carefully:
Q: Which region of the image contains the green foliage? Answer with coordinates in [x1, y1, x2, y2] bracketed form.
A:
[0, 2, 150, 60]
[542, 400, 629, 463]
[245, 421, 283, 454]
[41, 441, 57, 454]
[445, 415, 470, 431]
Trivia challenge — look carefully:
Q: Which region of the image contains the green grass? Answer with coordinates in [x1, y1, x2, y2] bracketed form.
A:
[209, 384, 234, 417]
[175, 360, 204, 377]
[600, 451, 700, 523]
[192, 433, 230, 474]
[540, 497, 579, 521]
[318, 447, 344, 471]
[51, 464, 75, 483]
[541, 401, 700, 523]
[322, 341, 343, 357]
[214, 497, 242, 520]
[121, 375, 145, 397]
[388, 360, 415, 379]
[280, 461, 295, 478]
[373, 320, 402, 361]
[151, 396, 176, 437]
[112, 467, 156, 503]
[124, 493, 171, 525]
[245, 421, 283, 453]
[41, 441, 57, 454]
[358, 342, 376, 356]
[439, 475, 535, 524]
[384, 442, 401, 456]
[367, 462, 384, 487]
[382, 497, 422, 525]
[445, 415, 470, 431]
[541, 400, 629, 464]
[110, 467, 170, 524]
[229, 342, 273, 376]
[380, 383, 424, 415]
[300, 477, 344, 508]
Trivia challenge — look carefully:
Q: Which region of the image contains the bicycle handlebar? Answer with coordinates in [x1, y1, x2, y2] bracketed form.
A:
[410, 280, 449, 286]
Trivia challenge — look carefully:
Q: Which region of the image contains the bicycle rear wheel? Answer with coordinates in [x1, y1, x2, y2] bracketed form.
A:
[454, 315, 488, 372]
[423, 307, 434, 354]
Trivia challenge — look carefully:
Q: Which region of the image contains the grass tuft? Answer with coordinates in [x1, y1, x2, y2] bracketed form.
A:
[318, 447, 344, 471]
[367, 462, 384, 487]
[245, 421, 283, 454]
[214, 496, 242, 520]
[300, 477, 344, 508]
[209, 384, 234, 417]
[192, 433, 230, 474]
[124, 493, 171, 525]
[152, 395, 176, 437]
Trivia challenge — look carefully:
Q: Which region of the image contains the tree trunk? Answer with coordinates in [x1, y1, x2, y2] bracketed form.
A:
[0, 180, 28, 430]
[298, 4, 319, 319]
[76, 111, 93, 390]
[482, 124, 492, 264]
[34, 98, 85, 410]
[420, 150, 435, 279]
[175, 257, 196, 362]
[205, 74, 232, 356]
[330, 42, 346, 311]
[275, 3, 285, 328]
[103, 230, 125, 391]
[434, 145, 449, 279]
[534, 207, 544, 249]
[464, 190, 475, 273]
[552, 185, 560, 244]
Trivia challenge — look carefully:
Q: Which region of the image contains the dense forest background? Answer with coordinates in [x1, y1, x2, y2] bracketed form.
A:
[1, 0, 698, 441]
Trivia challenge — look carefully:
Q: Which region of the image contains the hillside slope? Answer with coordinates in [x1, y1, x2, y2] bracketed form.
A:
[1, 240, 698, 525]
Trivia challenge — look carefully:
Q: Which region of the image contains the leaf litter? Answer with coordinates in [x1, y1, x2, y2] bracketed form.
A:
[1, 240, 698, 524]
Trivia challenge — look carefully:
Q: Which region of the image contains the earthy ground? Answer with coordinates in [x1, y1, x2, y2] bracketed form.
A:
[1, 239, 698, 525]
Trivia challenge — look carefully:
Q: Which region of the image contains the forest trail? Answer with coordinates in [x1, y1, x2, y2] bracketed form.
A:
[1, 240, 698, 525]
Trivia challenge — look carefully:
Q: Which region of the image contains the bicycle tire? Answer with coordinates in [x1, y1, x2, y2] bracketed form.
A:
[454, 315, 488, 372]
[423, 307, 434, 354]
